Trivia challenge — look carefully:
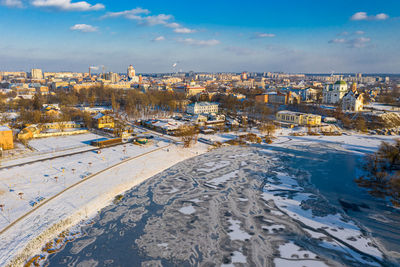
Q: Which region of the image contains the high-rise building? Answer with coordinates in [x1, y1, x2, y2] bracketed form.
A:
[31, 69, 43, 79]
[127, 65, 136, 80]
[105, 72, 120, 83]
[351, 82, 357, 92]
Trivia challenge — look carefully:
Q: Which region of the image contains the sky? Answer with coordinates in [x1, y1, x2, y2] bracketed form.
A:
[0, 0, 399, 73]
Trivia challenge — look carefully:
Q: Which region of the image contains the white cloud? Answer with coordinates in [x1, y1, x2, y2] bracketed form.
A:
[348, 37, 371, 48]
[102, 8, 197, 34]
[165, 22, 180, 28]
[174, 27, 196, 34]
[375, 13, 389, 20]
[102, 9, 172, 27]
[329, 37, 371, 48]
[1, 0, 23, 8]
[70, 24, 98, 32]
[178, 38, 220, 47]
[256, 33, 276, 38]
[355, 30, 365, 35]
[329, 38, 346, 44]
[142, 14, 173, 26]
[351, 12, 389, 21]
[101, 8, 149, 19]
[351, 12, 368, 21]
[153, 36, 165, 42]
[31, 0, 104, 11]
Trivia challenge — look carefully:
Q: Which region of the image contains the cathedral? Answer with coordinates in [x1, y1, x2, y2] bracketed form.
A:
[323, 80, 348, 104]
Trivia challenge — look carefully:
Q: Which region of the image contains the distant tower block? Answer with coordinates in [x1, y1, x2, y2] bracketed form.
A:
[351, 83, 357, 92]
[31, 69, 43, 79]
[127, 65, 136, 80]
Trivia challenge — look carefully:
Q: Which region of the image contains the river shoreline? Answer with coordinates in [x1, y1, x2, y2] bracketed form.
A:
[1, 143, 209, 267]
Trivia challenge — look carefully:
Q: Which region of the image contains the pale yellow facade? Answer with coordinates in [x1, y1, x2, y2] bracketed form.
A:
[276, 111, 321, 126]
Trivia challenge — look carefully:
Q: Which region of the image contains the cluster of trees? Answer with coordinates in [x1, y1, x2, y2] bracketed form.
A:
[212, 94, 272, 122]
[1, 85, 189, 125]
[376, 85, 400, 106]
[356, 140, 400, 207]
[47, 86, 187, 116]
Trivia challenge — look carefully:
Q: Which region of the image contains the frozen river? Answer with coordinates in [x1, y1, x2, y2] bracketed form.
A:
[38, 143, 400, 267]
[268, 141, 400, 260]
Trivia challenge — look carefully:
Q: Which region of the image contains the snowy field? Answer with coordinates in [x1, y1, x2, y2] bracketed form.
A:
[28, 133, 106, 153]
[273, 129, 398, 155]
[365, 103, 400, 112]
[0, 138, 164, 231]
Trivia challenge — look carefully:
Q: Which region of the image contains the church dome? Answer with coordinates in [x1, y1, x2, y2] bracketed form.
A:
[335, 80, 347, 85]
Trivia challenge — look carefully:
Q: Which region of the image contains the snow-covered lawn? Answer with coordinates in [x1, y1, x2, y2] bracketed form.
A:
[365, 103, 400, 112]
[28, 133, 106, 153]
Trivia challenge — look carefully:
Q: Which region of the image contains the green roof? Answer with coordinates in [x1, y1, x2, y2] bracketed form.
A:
[335, 80, 347, 85]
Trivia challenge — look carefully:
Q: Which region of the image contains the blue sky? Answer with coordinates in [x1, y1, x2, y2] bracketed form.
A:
[0, 0, 399, 73]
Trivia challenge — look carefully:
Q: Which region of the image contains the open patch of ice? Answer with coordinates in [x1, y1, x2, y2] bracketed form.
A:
[274, 258, 329, 267]
[278, 241, 318, 259]
[178, 205, 196, 215]
[198, 161, 231, 172]
[169, 187, 179, 194]
[209, 171, 239, 186]
[231, 251, 246, 263]
[228, 218, 251, 241]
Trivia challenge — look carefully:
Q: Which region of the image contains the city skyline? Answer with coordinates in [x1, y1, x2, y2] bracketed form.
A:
[0, 0, 399, 73]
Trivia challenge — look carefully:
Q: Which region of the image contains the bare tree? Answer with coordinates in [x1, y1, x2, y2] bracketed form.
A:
[177, 125, 198, 148]
[259, 122, 276, 137]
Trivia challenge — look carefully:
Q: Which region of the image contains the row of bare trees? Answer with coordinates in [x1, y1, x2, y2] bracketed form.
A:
[356, 139, 400, 207]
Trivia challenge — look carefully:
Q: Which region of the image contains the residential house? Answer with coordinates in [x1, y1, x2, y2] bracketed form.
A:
[93, 113, 115, 129]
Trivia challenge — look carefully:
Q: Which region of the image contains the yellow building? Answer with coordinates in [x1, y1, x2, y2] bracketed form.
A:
[276, 111, 321, 126]
[0, 126, 13, 150]
[92, 113, 114, 129]
[72, 82, 101, 92]
[18, 125, 40, 140]
[36, 86, 49, 95]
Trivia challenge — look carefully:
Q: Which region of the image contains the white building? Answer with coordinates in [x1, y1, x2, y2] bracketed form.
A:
[342, 91, 364, 112]
[187, 102, 219, 115]
[127, 65, 139, 82]
[323, 80, 348, 104]
[31, 69, 43, 80]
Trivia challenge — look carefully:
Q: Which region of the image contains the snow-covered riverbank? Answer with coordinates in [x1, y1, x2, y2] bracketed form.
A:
[0, 142, 208, 266]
